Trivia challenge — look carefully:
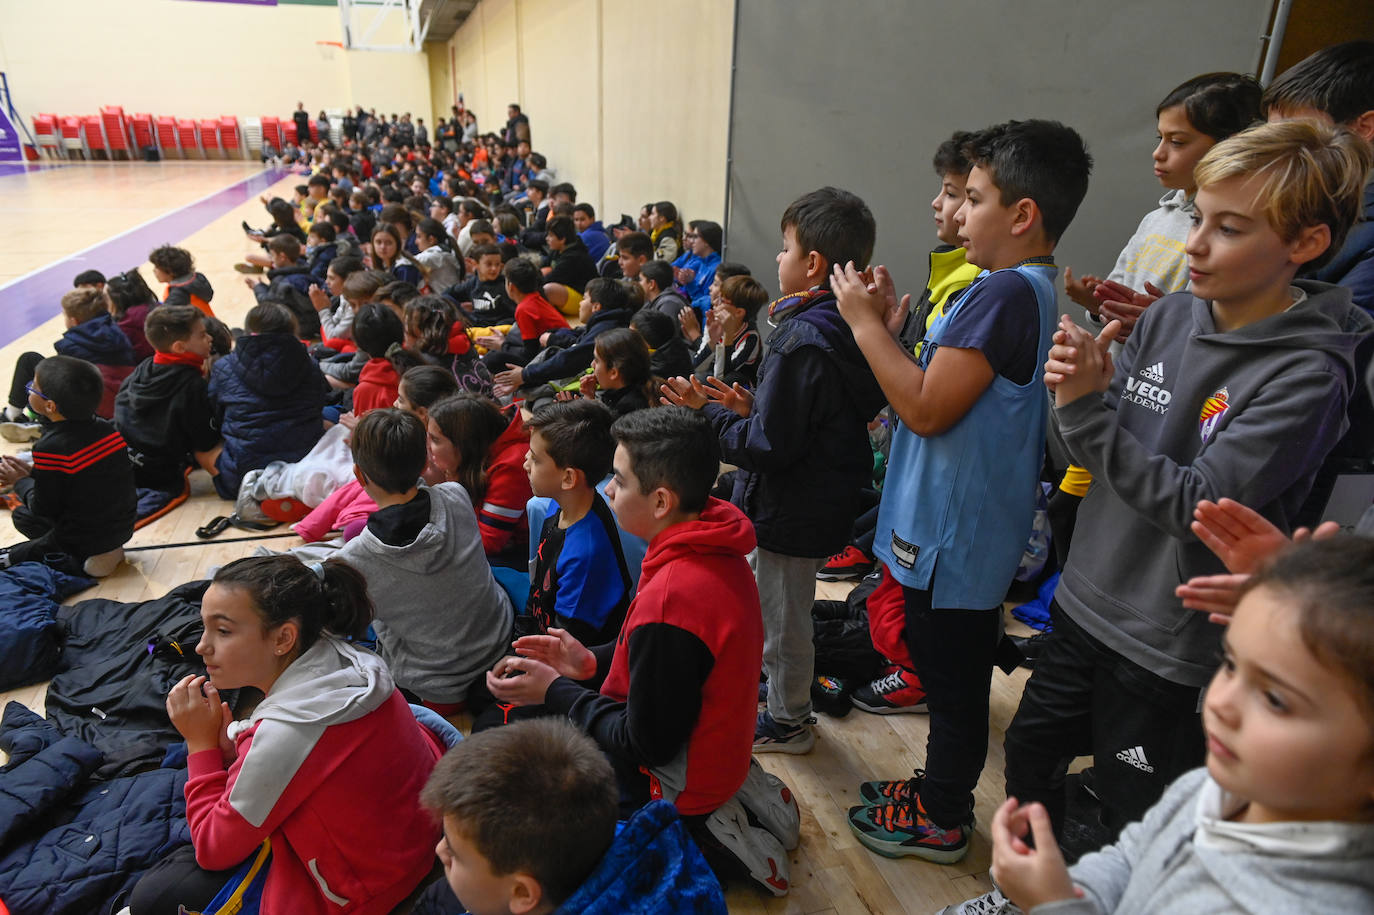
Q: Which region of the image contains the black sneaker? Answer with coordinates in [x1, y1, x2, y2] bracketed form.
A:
[752, 710, 815, 755]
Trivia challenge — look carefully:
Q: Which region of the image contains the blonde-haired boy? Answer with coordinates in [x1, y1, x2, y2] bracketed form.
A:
[1003, 120, 1374, 842]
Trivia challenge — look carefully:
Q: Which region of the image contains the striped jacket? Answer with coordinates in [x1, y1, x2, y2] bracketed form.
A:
[30, 418, 135, 558]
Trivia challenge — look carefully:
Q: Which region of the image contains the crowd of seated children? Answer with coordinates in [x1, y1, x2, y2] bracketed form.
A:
[492, 276, 633, 401]
[418, 718, 726, 915]
[150, 244, 215, 315]
[0, 355, 134, 577]
[487, 407, 772, 893]
[114, 305, 220, 513]
[337, 409, 514, 714]
[424, 392, 532, 567]
[128, 555, 446, 915]
[208, 302, 327, 499]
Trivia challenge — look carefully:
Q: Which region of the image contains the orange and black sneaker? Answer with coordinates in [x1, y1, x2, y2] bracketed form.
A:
[847, 795, 969, 863]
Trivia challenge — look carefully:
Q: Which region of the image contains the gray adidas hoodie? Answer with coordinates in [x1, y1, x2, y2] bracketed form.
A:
[1032, 768, 1374, 914]
[1055, 282, 1372, 687]
[339, 482, 514, 703]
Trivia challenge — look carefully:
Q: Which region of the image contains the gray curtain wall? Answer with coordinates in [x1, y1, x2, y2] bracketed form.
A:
[724, 0, 1273, 320]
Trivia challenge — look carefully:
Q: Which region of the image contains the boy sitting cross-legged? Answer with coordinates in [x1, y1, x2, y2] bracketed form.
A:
[419, 718, 727, 915]
[338, 408, 514, 713]
[835, 120, 1092, 864]
[488, 407, 796, 896]
[114, 305, 221, 514]
[0, 355, 135, 577]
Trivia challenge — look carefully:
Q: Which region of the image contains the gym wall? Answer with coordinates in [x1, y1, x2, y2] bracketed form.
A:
[723, 0, 1274, 304]
[440, 0, 733, 227]
[0, 0, 432, 122]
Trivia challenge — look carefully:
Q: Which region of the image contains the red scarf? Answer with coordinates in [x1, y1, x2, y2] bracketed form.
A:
[153, 351, 206, 370]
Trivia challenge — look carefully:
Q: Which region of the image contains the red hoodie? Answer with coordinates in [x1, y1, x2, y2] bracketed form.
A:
[185, 640, 442, 914]
[351, 357, 400, 416]
[477, 407, 532, 562]
[546, 498, 763, 815]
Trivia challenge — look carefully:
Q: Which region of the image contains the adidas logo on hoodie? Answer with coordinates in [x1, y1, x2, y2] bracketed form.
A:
[1140, 361, 1165, 383]
[1124, 360, 1172, 414]
[1116, 745, 1155, 773]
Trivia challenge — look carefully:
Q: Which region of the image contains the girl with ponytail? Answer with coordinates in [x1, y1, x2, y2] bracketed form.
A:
[131, 554, 443, 915]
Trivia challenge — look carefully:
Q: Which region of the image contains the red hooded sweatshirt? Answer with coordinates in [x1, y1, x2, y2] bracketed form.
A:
[545, 498, 763, 815]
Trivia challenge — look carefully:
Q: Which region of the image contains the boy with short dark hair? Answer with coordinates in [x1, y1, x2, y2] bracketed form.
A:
[487, 407, 767, 886]
[638, 260, 690, 327]
[615, 231, 654, 281]
[305, 220, 338, 283]
[339, 408, 514, 711]
[833, 119, 1091, 863]
[1262, 40, 1374, 310]
[516, 399, 632, 646]
[663, 187, 886, 755]
[247, 235, 320, 335]
[114, 305, 220, 502]
[349, 303, 404, 414]
[149, 244, 214, 316]
[420, 718, 725, 915]
[0, 355, 135, 576]
[1002, 120, 1372, 855]
[490, 258, 569, 366]
[445, 243, 517, 324]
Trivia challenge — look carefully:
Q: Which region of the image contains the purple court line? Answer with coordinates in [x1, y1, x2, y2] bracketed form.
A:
[0, 166, 288, 349]
[0, 163, 66, 178]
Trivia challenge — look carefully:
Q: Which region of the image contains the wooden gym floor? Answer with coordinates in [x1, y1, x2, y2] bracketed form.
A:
[0, 161, 1042, 914]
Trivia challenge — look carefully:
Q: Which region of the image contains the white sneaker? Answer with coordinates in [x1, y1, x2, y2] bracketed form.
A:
[0, 422, 41, 443]
[703, 797, 791, 897]
[734, 758, 801, 850]
[82, 547, 125, 578]
[937, 888, 1022, 914]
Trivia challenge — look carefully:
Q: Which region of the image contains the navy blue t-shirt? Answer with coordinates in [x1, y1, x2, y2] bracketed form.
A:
[936, 270, 1040, 385]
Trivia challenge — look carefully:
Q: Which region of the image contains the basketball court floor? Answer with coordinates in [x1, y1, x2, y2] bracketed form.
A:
[0, 160, 1040, 914]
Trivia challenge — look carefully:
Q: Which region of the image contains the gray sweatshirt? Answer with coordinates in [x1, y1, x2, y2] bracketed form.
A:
[1056, 282, 1372, 686]
[338, 482, 514, 703]
[1105, 189, 1195, 295]
[1033, 768, 1374, 914]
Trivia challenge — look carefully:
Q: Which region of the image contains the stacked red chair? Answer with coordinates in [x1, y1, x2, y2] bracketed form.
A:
[130, 113, 155, 151]
[176, 119, 199, 158]
[32, 114, 59, 158]
[82, 116, 107, 158]
[308, 119, 319, 143]
[155, 116, 178, 157]
[60, 116, 83, 158]
[260, 116, 281, 150]
[100, 106, 130, 159]
[199, 119, 221, 157]
[219, 116, 242, 158]
[282, 120, 298, 147]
